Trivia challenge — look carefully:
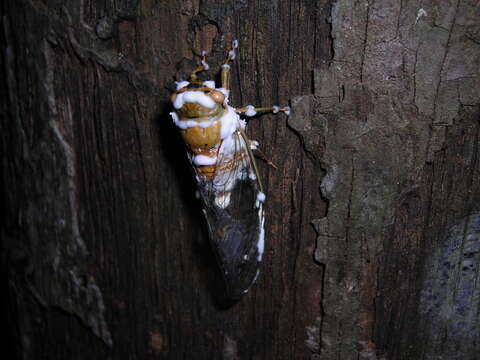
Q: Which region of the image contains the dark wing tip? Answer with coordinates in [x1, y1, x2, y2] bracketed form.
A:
[214, 220, 262, 300]
[201, 201, 263, 300]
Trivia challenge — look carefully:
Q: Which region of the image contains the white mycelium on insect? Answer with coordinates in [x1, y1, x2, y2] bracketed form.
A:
[193, 154, 217, 166]
[173, 91, 217, 110]
[257, 191, 266, 203]
[257, 209, 265, 261]
[209, 105, 251, 209]
[245, 105, 257, 117]
[200, 50, 209, 70]
[255, 191, 266, 209]
[220, 106, 243, 139]
[169, 112, 215, 129]
[169, 111, 179, 122]
[171, 98, 253, 210]
[227, 40, 238, 61]
[203, 80, 216, 89]
[218, 88, 230, 97]
[218, 88, 230, 106]
[175, 80, 190, 90]
[272, 105, 280, 114]
[250, 140, 259, 150]
[214, 191, 232, 209]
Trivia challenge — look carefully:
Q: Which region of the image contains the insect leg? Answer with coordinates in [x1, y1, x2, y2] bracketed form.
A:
[221, 40, 238, 90]
[249, 140, 277, 168]
[190, 51, 209, 82]
[253, 147, 278, 169]
[236, 105, 291, 117]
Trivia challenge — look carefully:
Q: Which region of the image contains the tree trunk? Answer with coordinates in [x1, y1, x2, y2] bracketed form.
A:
[1, 0, 479, 359]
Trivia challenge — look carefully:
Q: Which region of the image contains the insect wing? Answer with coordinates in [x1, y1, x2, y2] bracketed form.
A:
[196, 131, 265, 299]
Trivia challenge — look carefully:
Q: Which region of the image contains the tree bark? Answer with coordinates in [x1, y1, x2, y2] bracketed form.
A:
[1, 0, 479, 360]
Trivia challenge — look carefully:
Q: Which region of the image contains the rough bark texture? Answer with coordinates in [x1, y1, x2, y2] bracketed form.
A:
[1, 1, 479, 360]
[289, 1, 480, 359]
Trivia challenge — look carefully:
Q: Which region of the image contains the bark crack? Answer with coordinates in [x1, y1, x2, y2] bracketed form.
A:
[359, 0, 371, 83]
[432, 0, 460, 124]
[345, 153, 356, 246]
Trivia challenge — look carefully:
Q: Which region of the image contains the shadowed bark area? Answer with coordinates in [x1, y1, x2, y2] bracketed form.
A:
[1, 0, 479, 359]
[1, 0, 327, 359]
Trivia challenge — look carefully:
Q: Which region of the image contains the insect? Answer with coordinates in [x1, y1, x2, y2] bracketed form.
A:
[169, 40, 290, 300]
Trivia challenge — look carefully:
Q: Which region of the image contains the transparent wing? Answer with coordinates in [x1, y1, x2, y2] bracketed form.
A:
[195, 130, 265, 300]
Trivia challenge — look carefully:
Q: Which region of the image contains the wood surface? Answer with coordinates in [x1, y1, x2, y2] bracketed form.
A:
[1, 0, 479, 359]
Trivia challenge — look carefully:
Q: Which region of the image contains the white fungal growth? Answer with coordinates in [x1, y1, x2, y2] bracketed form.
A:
[177, 119, 215, 129]
[257, 209, 265, 261]
[250, 140, 259, 150]
[175, 81, 190, 90]
[193, 154, 217, 166]
[217, 87, 230, 105]
[244, 105, 256, 117]
[249, 172, 257, 180]
[214, 192, 231, 209]
[257, 192, 266, 203]
[209, 108, 254, 208]
[198, 102, 261, 212]
[203, 80, 216, 89]
[173, 91, 217, 109]
[239, 119, 247, 130]
[255, 192, 266, 208]
[170, 112, 215, 129]
[219, 131, 238, 155]
[201, 58, 209, 70]
[218, 88, 230, 97]
[219, 105, 240, 140]
[201, 51, 209, 70]
[169, 111, 179, 122]
[227, 40, 238, 60]
[272, 105, 280, 114]
[283, 106, 291, 116]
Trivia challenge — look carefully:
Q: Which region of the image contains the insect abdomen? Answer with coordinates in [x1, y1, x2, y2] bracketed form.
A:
[180, 120, 221, 150]
[197, 165, 216, 179]
[179, 120, 222, 179]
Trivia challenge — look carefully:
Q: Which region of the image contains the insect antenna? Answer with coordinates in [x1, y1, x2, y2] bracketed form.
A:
[221, 40, 238, 90]
[190, 50, 209, 83]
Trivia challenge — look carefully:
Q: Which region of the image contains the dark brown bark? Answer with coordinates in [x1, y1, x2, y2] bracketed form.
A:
[1, 0, 479, 360]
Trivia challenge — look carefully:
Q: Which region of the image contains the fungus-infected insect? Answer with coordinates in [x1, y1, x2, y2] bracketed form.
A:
[169, 40, 290, 299]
